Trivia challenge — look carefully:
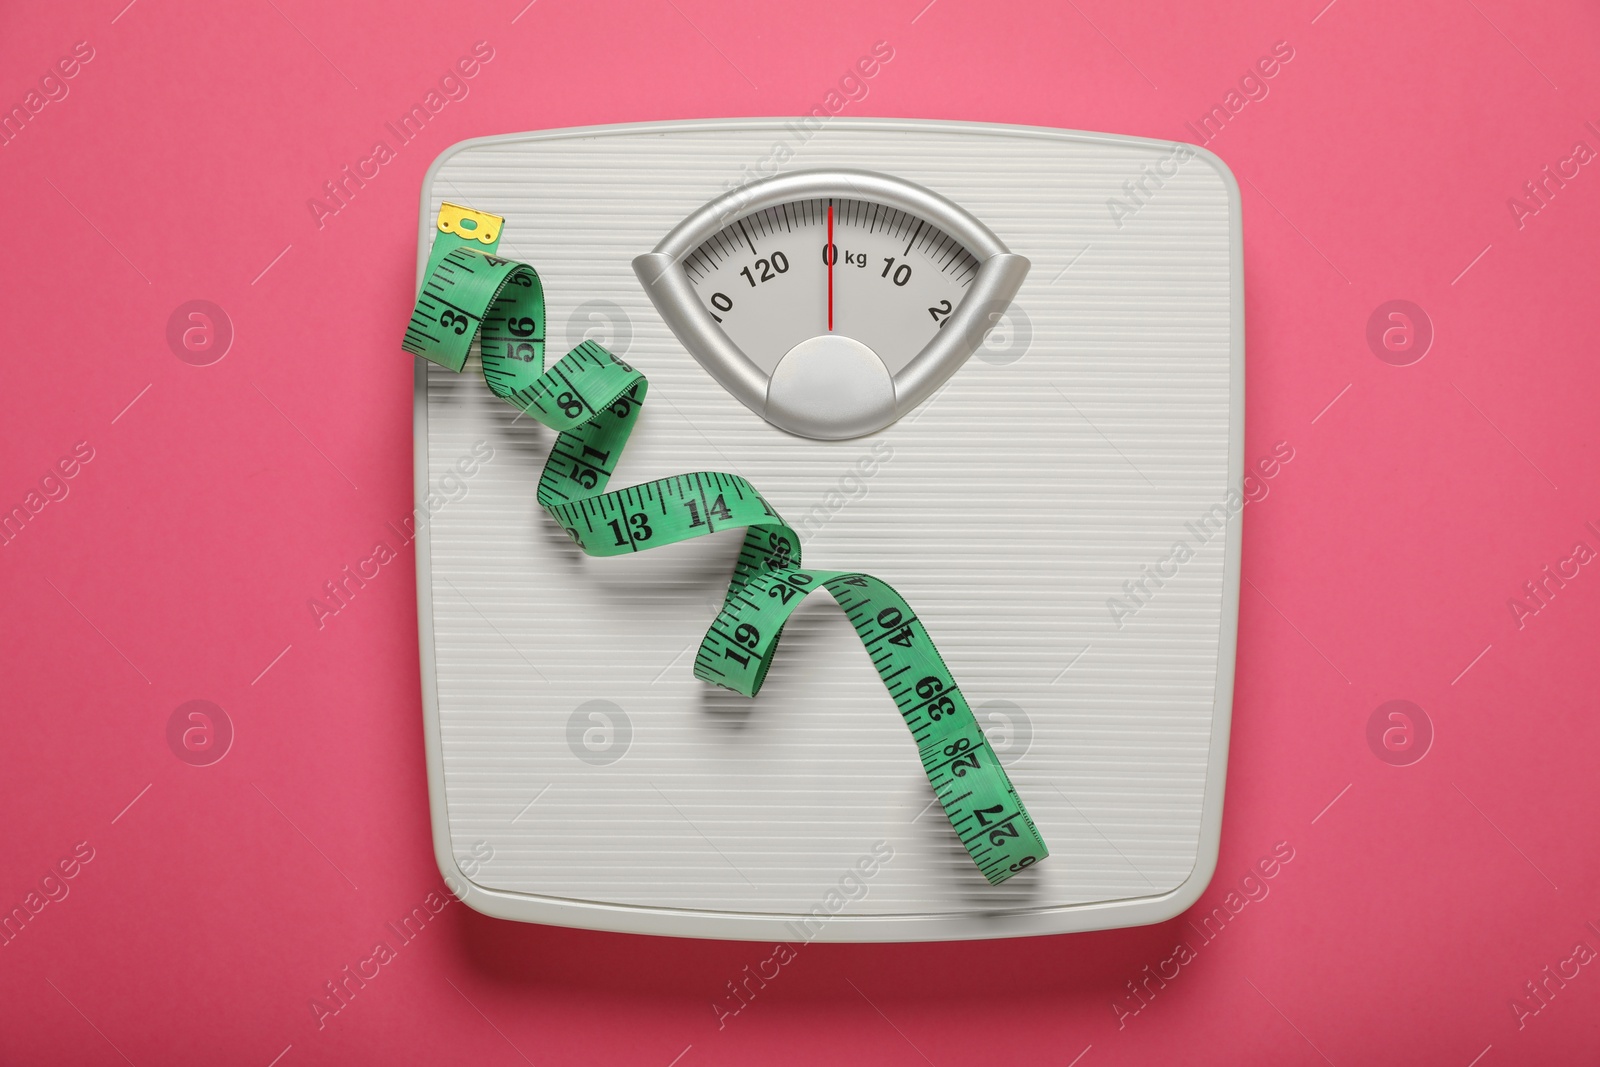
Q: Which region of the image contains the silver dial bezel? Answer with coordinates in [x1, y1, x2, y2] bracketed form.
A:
[633, 168, 1030, 439]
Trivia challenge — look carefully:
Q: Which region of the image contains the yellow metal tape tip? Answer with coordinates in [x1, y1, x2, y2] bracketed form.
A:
[437, 202, 503, 244]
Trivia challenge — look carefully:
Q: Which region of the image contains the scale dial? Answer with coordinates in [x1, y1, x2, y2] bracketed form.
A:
[634, 170, 1029, 440]
[683, 199, 979, 377]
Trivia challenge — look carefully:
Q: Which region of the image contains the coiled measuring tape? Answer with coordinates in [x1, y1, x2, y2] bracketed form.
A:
[404, 203, 1048, 885]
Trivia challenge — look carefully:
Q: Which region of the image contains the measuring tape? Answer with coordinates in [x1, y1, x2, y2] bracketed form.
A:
[404, 203, 1048, 885]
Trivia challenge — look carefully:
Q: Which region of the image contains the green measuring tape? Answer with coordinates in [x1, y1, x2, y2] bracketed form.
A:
[404, 203, 1048, 885]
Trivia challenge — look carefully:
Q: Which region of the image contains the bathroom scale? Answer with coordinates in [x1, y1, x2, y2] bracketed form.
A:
[412, 118, 1243, 941]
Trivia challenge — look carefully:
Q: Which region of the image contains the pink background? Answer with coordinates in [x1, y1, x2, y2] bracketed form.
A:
[3, 0, 1598, 1063]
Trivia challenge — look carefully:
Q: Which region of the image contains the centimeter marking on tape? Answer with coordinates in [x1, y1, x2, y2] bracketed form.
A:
[403, 202, 1047, 885]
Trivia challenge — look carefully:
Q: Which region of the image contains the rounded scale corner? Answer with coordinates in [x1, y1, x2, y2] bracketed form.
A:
[431, 839, 502, 919]
[415, 136, 518, 268]
[1179, 140, 1243, 209]
[421, 134, 504, 197]
[1137, 838, 1223, 929]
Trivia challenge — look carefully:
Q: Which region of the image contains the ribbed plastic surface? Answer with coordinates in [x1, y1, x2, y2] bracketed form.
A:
[419, 120, 1239, 938]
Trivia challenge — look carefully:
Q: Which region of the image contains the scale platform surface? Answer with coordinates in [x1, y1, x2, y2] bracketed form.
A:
[415, 118, 1242, 941]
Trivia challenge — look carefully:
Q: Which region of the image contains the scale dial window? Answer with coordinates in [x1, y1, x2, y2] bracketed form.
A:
[684, 198, 979, 375]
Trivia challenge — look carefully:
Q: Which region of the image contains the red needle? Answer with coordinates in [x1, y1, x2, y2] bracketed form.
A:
[827, 201, 834, 332]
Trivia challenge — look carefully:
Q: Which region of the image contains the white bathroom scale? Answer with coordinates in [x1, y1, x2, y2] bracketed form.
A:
[413, 118, 1243, 941]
